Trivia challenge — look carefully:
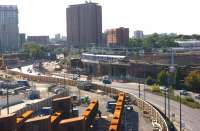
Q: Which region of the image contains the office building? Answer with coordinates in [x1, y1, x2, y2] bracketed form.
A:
[105, 27, 129, 47]
[0, 5, 19, 53]
[66, 2, 102, 47]
[134, 30, 144, 39]
[27, 36, 50, 45]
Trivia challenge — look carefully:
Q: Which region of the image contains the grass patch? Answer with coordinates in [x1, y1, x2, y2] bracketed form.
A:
[148, 86, 200, 109]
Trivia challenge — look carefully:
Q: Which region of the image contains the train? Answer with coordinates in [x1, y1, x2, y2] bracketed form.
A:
[81, 53, 129, 63]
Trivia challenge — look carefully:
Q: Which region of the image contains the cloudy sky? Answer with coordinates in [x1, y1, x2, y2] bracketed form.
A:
[0, 0, 200, 37]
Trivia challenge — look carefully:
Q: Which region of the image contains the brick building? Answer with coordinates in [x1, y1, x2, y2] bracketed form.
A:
[105, 27, 129, 47]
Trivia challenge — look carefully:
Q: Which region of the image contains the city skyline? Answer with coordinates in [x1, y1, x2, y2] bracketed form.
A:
[0, 0, 200, 37]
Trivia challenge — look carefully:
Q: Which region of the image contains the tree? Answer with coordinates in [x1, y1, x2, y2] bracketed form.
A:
[157, 70, 168, 86]
[129, 33, 178, 49]
[129, 38, 143, 47]
[23, 42, 43, 59]
[185, 71, 200, 93]
[145, 76, 156, 85]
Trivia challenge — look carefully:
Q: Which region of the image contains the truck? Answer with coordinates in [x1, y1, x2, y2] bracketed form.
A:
[106, 101, 116, 113]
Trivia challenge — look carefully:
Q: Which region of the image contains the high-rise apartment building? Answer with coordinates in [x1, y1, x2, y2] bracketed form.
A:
[66, 2, 102, 47]
[134, 30, 144, 39]
[105, 27, 129, 47]
[0, 5, 19, 53]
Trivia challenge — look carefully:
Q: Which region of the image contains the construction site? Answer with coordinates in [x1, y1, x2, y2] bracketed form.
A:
[0, 69, 169, 131]
[0, 54, 170, 131]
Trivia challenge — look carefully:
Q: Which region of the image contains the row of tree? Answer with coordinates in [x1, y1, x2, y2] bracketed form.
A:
[129, 33, 200, 49]
[21, 42, 61, 60]
[146, 69, 200, 93]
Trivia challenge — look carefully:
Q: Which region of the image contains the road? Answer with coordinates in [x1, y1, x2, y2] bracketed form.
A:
[92, 80, 200, 131]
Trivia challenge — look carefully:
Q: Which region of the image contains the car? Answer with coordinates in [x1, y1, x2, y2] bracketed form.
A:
[195, 94, 200, 99]
[159, 86, 168, 93]
[102, 79, 112, 84]
[180, 90, 188, 95]
[125, 105, 133, 111]
[106, 101, 116, 113]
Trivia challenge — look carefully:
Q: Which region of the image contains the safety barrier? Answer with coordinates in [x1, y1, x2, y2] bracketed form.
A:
[92, 83, 169, 131]
[109, 93, 125, 131]
[16, 110, 34, 131]
[7, 69, 169, 131]
[58, 99, 98, 131]
[81, 99, 99, 130]
[14, 90, 67, 117]
[51, 112, 62, 131]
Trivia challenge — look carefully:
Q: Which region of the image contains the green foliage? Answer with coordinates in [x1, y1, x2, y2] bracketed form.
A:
[157, 70, 168, 86]
[129, 33, 178, 49]
[185, 97, 195, 102]
[150, 84, 161, 93]
[55, 48, 64, 54]
[23, 42, 43, 58]
[170, 95, 200, 109]
[176, 34, 200, 40]
[185, 71, 200, 93]
[145, 76, 156, 85]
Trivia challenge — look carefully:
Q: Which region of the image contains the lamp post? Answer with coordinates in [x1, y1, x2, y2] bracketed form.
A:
[180, 91, 182, 131]
[167, 72, 170, 120]
[167, 49, 176, 120]
[6, 80, 10, 114]
[138, 83, 141, 98]
[164, 87, 167, 116]
[143, 64, 146, 100]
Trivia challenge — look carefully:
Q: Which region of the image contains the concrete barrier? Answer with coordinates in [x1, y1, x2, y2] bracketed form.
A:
[109, 93, 125, 131]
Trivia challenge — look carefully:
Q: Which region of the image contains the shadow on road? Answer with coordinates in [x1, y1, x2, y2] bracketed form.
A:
[92, 117, 110, 131]
[125, 108, 139, 131]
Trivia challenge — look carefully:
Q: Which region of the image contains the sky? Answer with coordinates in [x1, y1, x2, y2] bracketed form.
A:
[0, 0, 200, 37]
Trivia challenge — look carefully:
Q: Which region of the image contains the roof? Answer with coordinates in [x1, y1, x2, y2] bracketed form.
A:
[69, 2, 99, 7]
[82, 53, 126, 59]
[0, 5, 18, 10]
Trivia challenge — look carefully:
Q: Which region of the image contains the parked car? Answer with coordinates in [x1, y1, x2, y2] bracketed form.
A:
[195, 94, 200, 99]
[102, 76, 112, 84]
[102, 79, 112, 84]
[180, 90, 188, 95]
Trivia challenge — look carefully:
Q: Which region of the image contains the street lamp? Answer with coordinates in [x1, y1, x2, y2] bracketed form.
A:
[143, 64, 146, 100]
[5, 80, 10, 114]
[168, 65, 176, 120]
[164, 87, 167, 117]
[167, 48, 176, 121]
[138, 83, 141, 98]
[180, 91, 182, 131]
